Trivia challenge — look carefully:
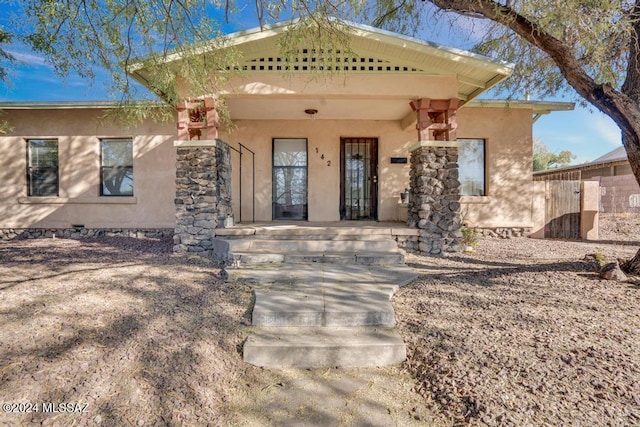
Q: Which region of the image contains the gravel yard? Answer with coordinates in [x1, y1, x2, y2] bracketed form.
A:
[0, 238, 252, 426]
[0, 214, 639, 426]
[398, 214, 640, 426]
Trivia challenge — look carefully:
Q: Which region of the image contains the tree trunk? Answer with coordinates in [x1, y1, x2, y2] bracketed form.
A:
[429, 0, 640, 273]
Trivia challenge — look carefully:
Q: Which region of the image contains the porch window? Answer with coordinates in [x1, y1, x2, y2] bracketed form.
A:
[27, 139, 59, 196]
[272, 138, 308, 220]
[101, 138, 134, 196]
[459, 138, 485, 196]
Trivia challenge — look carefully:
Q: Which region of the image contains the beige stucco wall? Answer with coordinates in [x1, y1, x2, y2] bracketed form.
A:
[220, 119, 414, 222]
[0, 108, 176, 229]
[0, 103, 538, 229]
[456, 106, 535, 229]
[221, 105, 536, 226]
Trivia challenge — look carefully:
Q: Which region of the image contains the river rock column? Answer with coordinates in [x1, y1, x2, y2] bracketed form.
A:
[408, 141, 462, 254]
[173, 139, 232, 256]
[407, 98, 462, 255]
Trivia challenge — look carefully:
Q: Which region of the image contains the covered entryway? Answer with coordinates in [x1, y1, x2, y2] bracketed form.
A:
[340, 137, 378, 220]
[137, 19, 513, 225]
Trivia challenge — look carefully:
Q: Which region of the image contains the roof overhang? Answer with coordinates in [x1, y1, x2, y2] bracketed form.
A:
[533, 158, 628, 177]
[0, 101, 122, 109]
[0, 101, 164, 110]
[128, 18, 514, 104]
[465, 99, 575, 122]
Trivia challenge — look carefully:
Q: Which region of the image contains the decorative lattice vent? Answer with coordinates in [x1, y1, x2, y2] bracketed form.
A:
[227, 49, 423, 73]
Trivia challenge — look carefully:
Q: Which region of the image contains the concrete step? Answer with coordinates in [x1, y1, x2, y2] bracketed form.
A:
[223, 233, 393, 241]
[243, 327, 407, 368]
[234, 251, 404, 265]
[252, 285, 397, 327]
[216, 226, 400, 238]
[227, 239, 400, 253]
[227, 264, 418, 286]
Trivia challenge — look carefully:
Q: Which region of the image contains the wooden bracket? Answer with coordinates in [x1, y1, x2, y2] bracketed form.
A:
[410, 98, 460, 141]
[177, 98, 219, 141]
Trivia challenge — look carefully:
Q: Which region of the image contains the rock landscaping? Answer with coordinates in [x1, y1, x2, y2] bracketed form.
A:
[396, 214, 640, 426]
[0, 213, 638, 426]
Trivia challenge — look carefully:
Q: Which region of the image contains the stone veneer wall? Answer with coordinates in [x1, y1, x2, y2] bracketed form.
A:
[173, 140, 232, 256]
[408, 143, 462, 254]
[476, 227, 531, 239]
[0, 228, 173, 240]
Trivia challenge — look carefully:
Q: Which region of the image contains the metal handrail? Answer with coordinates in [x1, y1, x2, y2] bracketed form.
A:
[227, 142, 255, 223]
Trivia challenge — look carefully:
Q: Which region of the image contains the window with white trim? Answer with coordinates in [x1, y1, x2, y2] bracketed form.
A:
[458, 139, 486, 196]
[101, 138, 133, 196]
[27, 139, 59, 196]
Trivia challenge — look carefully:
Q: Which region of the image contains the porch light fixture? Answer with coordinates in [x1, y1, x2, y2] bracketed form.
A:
[304, 108, 318, 119]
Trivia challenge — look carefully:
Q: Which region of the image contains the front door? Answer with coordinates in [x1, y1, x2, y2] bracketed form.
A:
[273, 138, 308, 220]
[340, 137, 378, 220]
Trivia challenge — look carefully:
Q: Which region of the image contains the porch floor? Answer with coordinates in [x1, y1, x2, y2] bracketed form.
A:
[215, 221, 418, 237]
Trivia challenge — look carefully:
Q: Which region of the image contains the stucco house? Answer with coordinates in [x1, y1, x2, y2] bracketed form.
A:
[0, 20, 573, 253]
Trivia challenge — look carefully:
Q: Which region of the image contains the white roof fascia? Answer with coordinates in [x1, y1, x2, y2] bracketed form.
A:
[465, 99, 575, 113]
[344, 22, 513, 76]
[0, 101, 121, 109]
[0, 101, 166, 109]
[532, 157, 628, 176]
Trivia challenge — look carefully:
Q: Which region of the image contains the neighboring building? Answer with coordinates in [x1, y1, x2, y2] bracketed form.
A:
[0, 20, 574, 251]
[534, 146, 640, 213]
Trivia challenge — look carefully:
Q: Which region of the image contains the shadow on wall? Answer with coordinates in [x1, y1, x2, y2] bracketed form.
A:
[460, 137, 534, 229]
[0, 108, 176, 229]
[544, 213, 581, 239]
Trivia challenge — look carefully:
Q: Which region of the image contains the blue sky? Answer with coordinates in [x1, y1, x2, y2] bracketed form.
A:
[0, 4, 622, 165]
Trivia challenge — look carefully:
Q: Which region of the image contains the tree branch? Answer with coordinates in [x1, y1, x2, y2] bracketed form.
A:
[429, 0, 638, 137]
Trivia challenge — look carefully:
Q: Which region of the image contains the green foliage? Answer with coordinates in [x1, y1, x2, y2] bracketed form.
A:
[593, 249, 608, 267]
[0, 0, 636, 128]
[461, 227, 478, 248]
[276, 16, 355, 79]
[532, 140, 576, 171]
[0, 25, 13, 83]
[15, 0, 229, 102]
[2, 1, 367, 125]
[366, 0, 633, 100]
[0, 109, 12, 135]
[469, 0, 630, 98]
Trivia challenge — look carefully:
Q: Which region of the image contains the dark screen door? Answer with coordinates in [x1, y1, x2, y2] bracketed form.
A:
[340, 137, 378, 220]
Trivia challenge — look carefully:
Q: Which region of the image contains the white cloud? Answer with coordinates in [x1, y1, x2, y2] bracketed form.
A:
[6, 50, 49, 67]
[533, 106, 623, 164]
[589, 113, 621, 148]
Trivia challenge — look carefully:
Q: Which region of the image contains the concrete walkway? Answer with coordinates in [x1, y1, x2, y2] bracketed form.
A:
[222, 223, 429, 421]
[228, 263, 418, 286]
[227, 366, 439, 426]
[230, 263, 417, 369]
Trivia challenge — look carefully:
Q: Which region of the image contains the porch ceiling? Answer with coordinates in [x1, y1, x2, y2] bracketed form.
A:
[225, 96, 411, 121]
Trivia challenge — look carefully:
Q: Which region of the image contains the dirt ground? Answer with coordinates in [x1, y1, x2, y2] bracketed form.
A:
[398, 214, 640, 426]
[0, 214, 639, 426]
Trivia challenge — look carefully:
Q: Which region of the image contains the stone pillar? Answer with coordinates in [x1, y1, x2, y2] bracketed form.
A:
[407, 98, 462, 255]
[408, 141, 462, 254]
[173, 139, 232, 256]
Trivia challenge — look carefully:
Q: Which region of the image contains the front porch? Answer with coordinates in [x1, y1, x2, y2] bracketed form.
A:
[215, 220, 417, 245]
[213, 220, 419, 266]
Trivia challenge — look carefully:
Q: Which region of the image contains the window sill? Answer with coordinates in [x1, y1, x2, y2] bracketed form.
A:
[460, 196, 490, 204]
[18, 196, 137, 205]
